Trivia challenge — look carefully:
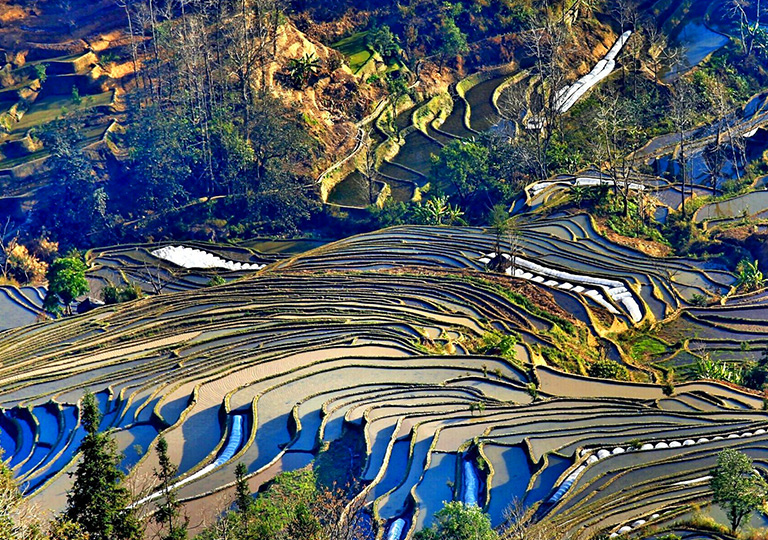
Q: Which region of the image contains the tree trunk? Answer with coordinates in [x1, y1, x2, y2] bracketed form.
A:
[679, 131, 686, 219]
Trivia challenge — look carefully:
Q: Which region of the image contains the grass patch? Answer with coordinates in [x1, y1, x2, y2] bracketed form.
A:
[332, 31, 373, 74]
[14, 91, 113, 134]
[627, 335, 669, 363]
[541, 324, 600, 374]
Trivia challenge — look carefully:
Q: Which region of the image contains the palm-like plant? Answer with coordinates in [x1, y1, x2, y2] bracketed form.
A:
[414, 196, 465, 226]
[287, 53, 320, 89]
[736, 259, 766, 292]
[694, 355, 743, 384]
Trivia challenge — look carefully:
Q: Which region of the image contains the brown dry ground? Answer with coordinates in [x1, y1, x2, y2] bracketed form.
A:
[593, 216, 674, 257]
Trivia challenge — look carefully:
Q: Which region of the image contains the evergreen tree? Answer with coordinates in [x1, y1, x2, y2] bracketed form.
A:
[154, 435, 187, 540]
[286, 503, 321, 540]
[66, 392, 141, 540]
[233, 463, 254, 539]
[234, 462, 252, 516]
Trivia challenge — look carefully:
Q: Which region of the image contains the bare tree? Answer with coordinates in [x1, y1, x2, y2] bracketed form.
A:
[669, 78, 698, 218]
[704, 79, 748, 191]
[564, 0, 600, 22]
[224, 0, 284, 134]
[359, 129, 379, 206]
[1, 456, 43, 540]
[501, 497, 561, 540]
[141, 260, 185, 294]
[500, 21, 570, 180]
[506, 216, 523, 277]
[314, 483, 371, 540]
[611, 0, 640, 87]
[592, 90, 642, 216]
[702, 80, 731, 193]
[622, 26, 644, 96]
[0, 217, 18, 283]
[643, 22, 668, 90]
[124, 467, 154, 534]
[611, 0, 638, 32]
[728, 0, 768, 56]
[115, 0, 142, 91]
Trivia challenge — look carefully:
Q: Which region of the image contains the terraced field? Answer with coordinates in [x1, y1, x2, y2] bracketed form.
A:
[4, 2, 768, 536]
[0, 241, 289, 331]
[1, 216, 766, 539]
[323, 0, 733, 211]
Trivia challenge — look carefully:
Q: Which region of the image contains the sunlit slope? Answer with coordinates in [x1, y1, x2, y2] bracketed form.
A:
[0, 218, 766, 539]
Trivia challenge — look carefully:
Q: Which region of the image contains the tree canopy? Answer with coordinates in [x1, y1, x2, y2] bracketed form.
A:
[414, 502, 499, 540]
[710, 448, 768, 532]
[44, 254, 89, 315]
[66, 392, 141, 540]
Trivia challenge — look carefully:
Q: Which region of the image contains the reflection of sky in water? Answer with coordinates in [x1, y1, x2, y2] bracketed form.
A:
[664, 22, 729, 81]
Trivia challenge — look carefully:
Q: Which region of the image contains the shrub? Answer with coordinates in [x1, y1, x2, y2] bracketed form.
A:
[661, 369, 675, 396]
[4, 241, 48, 284]
[695, 356, 743, 385]
[206, 275, 226, 287]
[366, 25, 400, 60]
[34, 63, 47, 83]
[685, 512, 729, 534]
[736, 259, 766, 292]
[587, 359, 629, 381]
[743, 348, 768, 391]
[414, 501, 498, 540]
[474, 331, 518, 361]
[101, 282, 142, 305]
[690, 293, 708, 306]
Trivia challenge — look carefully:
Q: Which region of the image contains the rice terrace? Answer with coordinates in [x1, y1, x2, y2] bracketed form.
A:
[2, 1, 768, 540]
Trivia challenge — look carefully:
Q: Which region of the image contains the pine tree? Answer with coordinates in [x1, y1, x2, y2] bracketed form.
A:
[154, 435, 187, 540]
[234, 463, 252, 516]
[66, 392, 142, 540]
[233, 462, 253, 537]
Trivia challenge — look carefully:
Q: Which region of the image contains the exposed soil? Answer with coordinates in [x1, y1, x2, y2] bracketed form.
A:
[593, 216, 674, 257]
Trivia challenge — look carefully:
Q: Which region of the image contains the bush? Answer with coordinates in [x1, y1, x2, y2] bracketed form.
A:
[736, 259, 766, 292]
[206, 275, 226, 287]
[587, 359, 630, 381]
[414, 501, 498, 540]
[743, 348, 768, 391]
[474, 331, 518, 361]
[366, 25, 400, 60]
[101, 282, 142, 305]
[690, 293, 708, 306]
